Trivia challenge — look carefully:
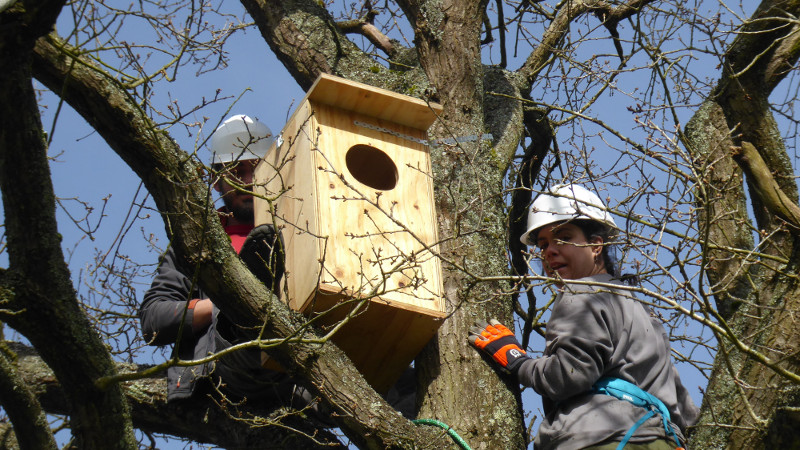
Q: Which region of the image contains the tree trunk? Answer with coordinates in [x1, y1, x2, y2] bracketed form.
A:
[245, 0, 528, 447]
[685, 1, 800, 447]
[0, 2, 137, 448]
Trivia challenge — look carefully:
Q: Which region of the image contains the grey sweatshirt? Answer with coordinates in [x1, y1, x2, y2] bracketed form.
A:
[516, 273, 699, 449]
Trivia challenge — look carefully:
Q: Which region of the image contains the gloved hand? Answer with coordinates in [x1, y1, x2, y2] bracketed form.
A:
[468, 319, 529, 374]
[239, 224, 285, 294]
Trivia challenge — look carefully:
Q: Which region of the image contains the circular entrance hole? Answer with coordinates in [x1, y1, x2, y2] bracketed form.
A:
[345, 145, 398, 191]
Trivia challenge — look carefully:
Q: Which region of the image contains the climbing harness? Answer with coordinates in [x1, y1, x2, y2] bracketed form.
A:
[592, 378, 685, 450]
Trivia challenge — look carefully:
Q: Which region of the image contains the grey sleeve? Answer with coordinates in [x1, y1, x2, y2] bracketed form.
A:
[139, 248, 199, 346]
[516, 292, 615, 402]
[656, 316, 701, 431]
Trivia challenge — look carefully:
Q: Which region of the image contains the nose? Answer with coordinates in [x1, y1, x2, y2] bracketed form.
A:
[239, 170, 254, 185]
[542, 242, 559, 258]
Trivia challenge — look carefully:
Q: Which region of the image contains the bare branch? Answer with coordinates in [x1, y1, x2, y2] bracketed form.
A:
[337, 7, 396, 56]
[732, 142, 800, 231]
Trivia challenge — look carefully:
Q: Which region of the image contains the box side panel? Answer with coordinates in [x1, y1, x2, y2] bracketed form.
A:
[254, 101, 321, 311]
[310, 103, 444, 314]
[304, 291, 443, 393]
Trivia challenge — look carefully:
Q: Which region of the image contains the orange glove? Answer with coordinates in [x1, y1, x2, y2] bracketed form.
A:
[468, 319, 529, 374]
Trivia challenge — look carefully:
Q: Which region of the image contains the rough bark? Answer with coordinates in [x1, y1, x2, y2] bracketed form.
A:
[0, 1, 136, 448]
[684, 1, 800, 447]
[242, 0, 431, 95]
[411, 1, 528, 446]
[5, 342, 344, 449]
[0, 341, 56, 450]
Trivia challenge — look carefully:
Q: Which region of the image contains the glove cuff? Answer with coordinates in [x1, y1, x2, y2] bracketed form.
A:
[504, 348, 530, 374]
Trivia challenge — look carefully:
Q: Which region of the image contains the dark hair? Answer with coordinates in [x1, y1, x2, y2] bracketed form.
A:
[572, 219, 619, 277]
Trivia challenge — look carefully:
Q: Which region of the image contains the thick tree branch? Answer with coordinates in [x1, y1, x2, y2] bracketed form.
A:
[0, 423, 19, 450]
[684, 101, 755, 321]
[0, 341, 57, 450]
[240, 0, 426, 95]
[684, 0, 800, 318]
[711, 0, 800, 231]
[0, 3, 137, 448]
[722, 0, 800, 92]
[399, 1, 529, 448]
[732, 142, 800, 231]
[685, 2, 800, 446]
[5, 342, 344, 449]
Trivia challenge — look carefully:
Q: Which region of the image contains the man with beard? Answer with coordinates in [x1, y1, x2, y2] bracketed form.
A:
[139, 115, 318, 413]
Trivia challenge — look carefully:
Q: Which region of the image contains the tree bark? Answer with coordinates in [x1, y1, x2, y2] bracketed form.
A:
[5, 342, 345, 449]
[0, 340, 57, 450]
[684, 1, 800, 447]
[0, 2, 137, 448]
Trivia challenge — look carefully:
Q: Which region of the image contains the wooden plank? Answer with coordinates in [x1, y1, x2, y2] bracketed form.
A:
[306, 73, 443, 131]
[311, 103, 444, 314]
[254, 101, 322, 311]
[301, 289, 443, 393]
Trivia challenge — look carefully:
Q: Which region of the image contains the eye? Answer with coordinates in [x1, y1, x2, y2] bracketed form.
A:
[555, 232, 575, 243]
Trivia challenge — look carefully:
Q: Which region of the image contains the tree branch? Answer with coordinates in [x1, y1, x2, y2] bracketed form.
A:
[0, 341, 57, 449]
[5, 342, 344, 448]
[0, 3, 136, 447]
[711, 0, 800, 230]
[240, 0, 424, 94]
[518, 0, 655, 84]
[731, 142, 800, 231]
[336, 7, 396, 57]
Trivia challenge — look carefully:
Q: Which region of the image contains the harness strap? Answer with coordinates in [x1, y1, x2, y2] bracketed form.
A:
[592, 377, 683, 449]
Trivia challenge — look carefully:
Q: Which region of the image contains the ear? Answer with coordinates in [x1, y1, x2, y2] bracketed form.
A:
[589, 236, 604, 256]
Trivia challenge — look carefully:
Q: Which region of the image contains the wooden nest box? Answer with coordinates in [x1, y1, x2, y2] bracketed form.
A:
[254, 74, 446, 392]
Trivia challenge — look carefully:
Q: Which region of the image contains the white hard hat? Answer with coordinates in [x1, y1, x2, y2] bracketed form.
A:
[520, 184, 618, 245]
[210, 114, 274, 165]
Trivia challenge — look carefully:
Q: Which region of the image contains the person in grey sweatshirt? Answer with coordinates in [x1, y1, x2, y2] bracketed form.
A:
[469, 184, 699, 449]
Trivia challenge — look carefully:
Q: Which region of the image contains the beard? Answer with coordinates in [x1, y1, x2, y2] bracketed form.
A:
[223, 195, 255, 223]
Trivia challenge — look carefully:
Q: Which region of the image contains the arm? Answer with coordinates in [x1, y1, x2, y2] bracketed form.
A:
[139, 248, 211, 346]
[516, 292, 615, 402]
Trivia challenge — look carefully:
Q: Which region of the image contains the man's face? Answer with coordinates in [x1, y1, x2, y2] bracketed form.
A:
[214, 160, 257, 223]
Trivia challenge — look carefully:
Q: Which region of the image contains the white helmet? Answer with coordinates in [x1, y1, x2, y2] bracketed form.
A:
[520, 184, 618, 245]
[210, 114, 274, 165]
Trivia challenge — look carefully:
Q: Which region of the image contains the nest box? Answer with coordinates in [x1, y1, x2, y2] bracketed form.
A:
[254, 73, 445, 392]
